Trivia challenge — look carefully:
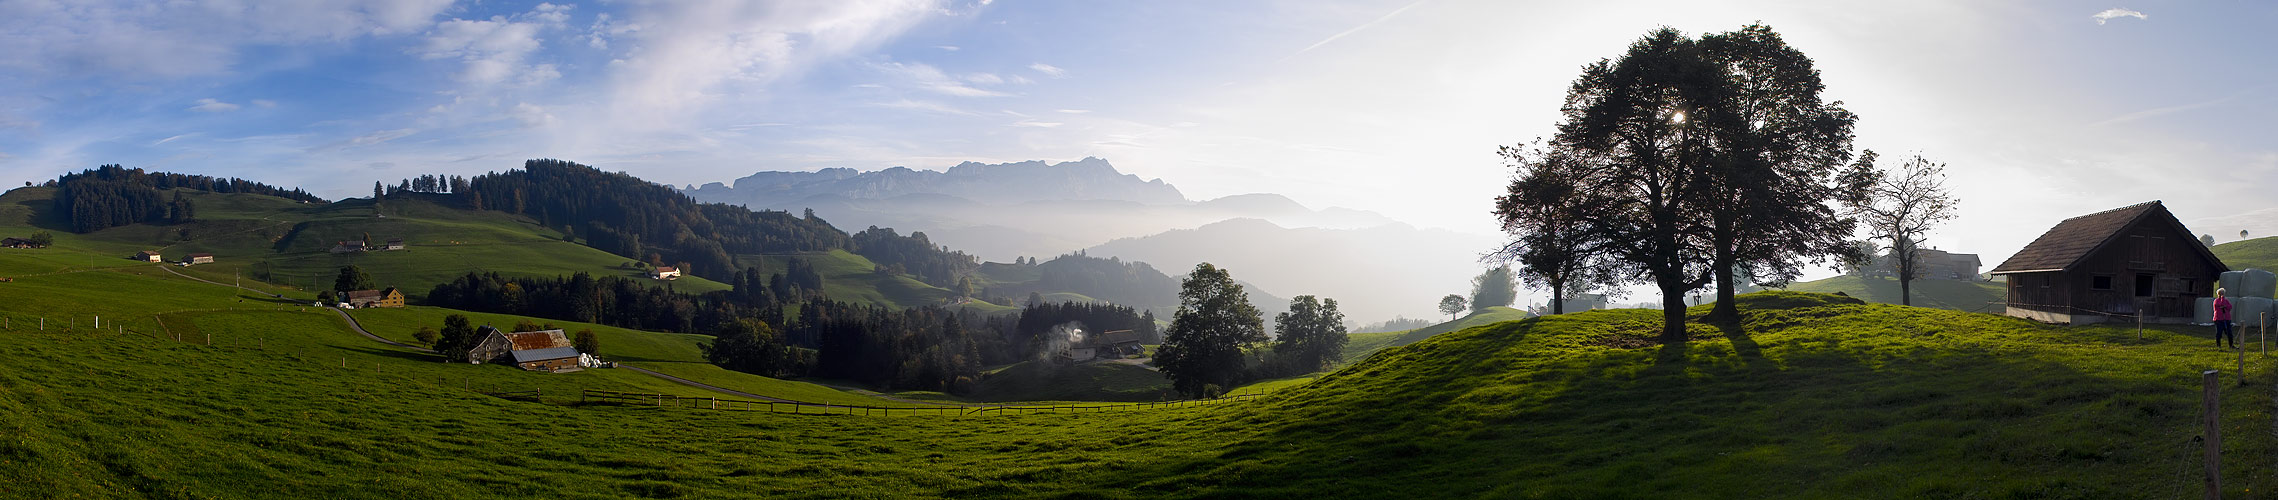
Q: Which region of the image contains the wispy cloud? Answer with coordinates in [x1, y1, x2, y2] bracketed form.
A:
[1055, 109, 1091, 114]
[874, 60, 1010, 97]
[1290, 0, 1430, 58]
[2092, 8, 2146, 25]
[187, 98, 240, 112]
[350, 129, 418, 147]
[152, 133, 196, 146]
[1028, 63, 1067, 78]
[872, 99, 978, 115]
[1010, 120, 1062, 128]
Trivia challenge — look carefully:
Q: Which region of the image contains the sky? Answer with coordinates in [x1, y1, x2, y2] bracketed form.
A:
[2, 0, 2276, 294]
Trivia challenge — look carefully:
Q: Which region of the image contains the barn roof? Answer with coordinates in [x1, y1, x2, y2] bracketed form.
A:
[1989, 201, 2226, 275]
[506, 330, 570, 350]
[510, 346, 580, 363]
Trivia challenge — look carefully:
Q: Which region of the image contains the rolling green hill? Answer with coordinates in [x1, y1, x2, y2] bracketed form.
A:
[8, 252, 2276, 498]
[2213, 236, 2278, 273]
[1775, 275, 2006, 312]
[1341, 306, 1533, 362]
[0, 187, 732, 299]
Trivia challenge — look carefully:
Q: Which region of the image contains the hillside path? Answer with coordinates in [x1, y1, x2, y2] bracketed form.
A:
[326, 306, 431, 352]
[155, 263, 290, 299]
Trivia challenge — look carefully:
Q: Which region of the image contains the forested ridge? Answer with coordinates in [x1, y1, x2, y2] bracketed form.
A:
[51, 165, 326, 232]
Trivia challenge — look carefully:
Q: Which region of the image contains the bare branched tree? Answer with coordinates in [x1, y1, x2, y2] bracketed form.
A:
[1844, 152, 1958, 306]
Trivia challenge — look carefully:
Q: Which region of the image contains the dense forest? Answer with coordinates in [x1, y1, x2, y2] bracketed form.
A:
[51, 165, 325, 232]
[456, 159, 851, 281]
[1013, 300, 1160, 347]
[424, 265, 1031, 391]
[1028, 253, 1181, 312]
[850, 226, 979, 288]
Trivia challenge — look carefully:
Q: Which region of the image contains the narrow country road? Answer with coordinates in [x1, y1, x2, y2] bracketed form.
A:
[326, 306, 431, 352]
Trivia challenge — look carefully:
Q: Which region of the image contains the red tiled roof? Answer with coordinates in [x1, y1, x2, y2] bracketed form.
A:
[506, 330, 570, 350]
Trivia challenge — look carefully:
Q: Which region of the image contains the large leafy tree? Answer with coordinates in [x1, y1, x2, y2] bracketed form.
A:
[1154, 263, 1265, 398]
[1438, 294, 1467, 321]
[436, 314, 477, 362]
[1543, 27, 1729, 342]
[1272, 295, 1349, 374]
[1469, 265, 1519, 313]
[1843, 152, 1958, 306]
[1495, 142, 1620, 315]
[333, 265, 375, 294]
[1695, 24, 1864, 323]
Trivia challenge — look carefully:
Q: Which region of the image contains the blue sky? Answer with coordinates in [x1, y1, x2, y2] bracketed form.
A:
[2, 0, 2275, 274]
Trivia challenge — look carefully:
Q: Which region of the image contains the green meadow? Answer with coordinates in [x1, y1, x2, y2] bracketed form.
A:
[7, 241, 2278, 497]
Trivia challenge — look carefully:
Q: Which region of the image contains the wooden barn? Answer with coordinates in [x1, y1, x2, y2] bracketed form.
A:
[182, 253, 214, 265]
[1988, 201, 2226, 324]
[464, 327, 581, 371]
[134, 251, 163, 262]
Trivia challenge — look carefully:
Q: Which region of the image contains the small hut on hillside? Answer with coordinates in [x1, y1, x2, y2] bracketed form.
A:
[1988, 201, 2226, 324]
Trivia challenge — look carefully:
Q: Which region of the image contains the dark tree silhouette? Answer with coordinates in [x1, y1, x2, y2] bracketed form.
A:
[1154, 263, 1264, 398]
[1843, 152, 1957, 307]
[1272, 295, 1348, 373]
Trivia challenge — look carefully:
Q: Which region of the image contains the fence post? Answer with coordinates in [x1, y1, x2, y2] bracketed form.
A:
[2203, 369, 2221, 500]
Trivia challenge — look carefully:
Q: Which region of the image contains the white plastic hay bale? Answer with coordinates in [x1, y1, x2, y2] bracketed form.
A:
[2248, 269, 2277, 299]
[2219, 269, 2277, 299]
[2236, 297, 2274, 325]
[2197, 297, 2216, 324]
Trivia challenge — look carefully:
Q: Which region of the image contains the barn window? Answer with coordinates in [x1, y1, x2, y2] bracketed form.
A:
[2091, 275, 2113, 290]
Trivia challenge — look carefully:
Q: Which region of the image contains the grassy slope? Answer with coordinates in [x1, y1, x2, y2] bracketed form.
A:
[2213, 236, 2278, 273]
[965, 360, 1176, 402]
[1341, 306, 1533, 363]
[1776, 275, 2007, 312]
[9, 245, 2278, 498]
[0, 187, 730, 300]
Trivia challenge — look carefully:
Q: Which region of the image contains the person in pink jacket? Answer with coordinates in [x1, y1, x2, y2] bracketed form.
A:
[2214, 288, 2237, 349]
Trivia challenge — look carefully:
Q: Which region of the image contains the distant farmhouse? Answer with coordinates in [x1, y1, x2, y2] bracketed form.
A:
[0, 237, 41, 249]
[1058, 329, 1146, 363]
[465, 327, 590, 372]
[330, 240, 367, 253]
[343, 288, 404, 308]
[383, 239, 405, 251]
[182, 253, 214, 265]
[1990, 201, 2225, 325]
[1870, 248, 1983, 281]
[134, 251, 163, 262]
[651, 266, 681, 280]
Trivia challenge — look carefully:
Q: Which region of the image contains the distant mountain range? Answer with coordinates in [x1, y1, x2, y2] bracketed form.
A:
[683, 158, 1398, 262]
[684, 158, 1503, 321]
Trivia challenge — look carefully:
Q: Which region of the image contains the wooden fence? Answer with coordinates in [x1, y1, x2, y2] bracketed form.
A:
[579, 388, 1264, 417]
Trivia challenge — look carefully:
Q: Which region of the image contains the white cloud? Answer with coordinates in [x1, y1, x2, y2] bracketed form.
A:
[420, 12, 557, 86]
[873, 60, 1011, 97]
[872, 99, 977, 115]
[2092, 8, 2145, 25]
[603, 0, 945, 117]
[935, 45, 960, 51]
[251, 99, 278, 108]
[350, 128, 417, 146]
[512, 102, 557, 128]
[152, 133, 196, 146]
[188, 98, 241, 112]
[1028, 62, 1067, 78]
[0, 0, 454, 78]
[1010, 120, 1062, 128]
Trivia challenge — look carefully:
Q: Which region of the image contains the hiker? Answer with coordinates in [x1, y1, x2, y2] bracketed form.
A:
[2215, 288, 2237, 349]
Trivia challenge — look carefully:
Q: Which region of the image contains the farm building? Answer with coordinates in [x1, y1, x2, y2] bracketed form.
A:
[464, 327, 583, 372]
[1989, 201, 2226, 325]
[0, 237, 41, 249]
[182, 253, 214, 265]
[1058, 329, 1146, 363]
[343, 288, 404, 308]
[383, 239, 405, 251]
[511, 347, 581, 372]
[134, 251, 163, 262]
[331, 241, 367, 253]
[651, 266, 680, 280]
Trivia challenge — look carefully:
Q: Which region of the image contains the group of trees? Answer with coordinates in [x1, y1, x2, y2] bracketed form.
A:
[786, 297, 1019, 391]
[1435, 266, 1519, 320]
[457, 160, 851, 283]
[1026, 252, 1181, 314]
[1153, 263, 1349, 398]
[850, 226, 980, 288]
[1014, 300, 1159, 348]
[1494, 24, 1955, 339]
[383, 174, 469, 196]
[51, 165, 322, 233]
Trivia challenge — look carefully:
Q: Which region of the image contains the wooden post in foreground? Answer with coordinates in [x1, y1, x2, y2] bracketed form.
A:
[2202, 369, 2221, 500]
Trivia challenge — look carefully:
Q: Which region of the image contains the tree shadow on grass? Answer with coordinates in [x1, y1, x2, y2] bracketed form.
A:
[1059, 309, 2218, 499]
